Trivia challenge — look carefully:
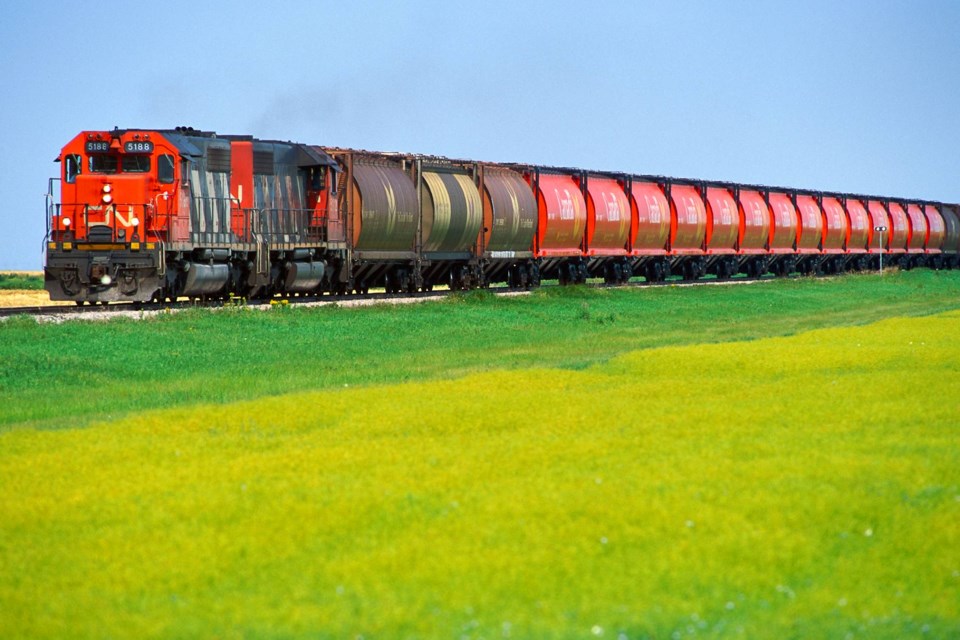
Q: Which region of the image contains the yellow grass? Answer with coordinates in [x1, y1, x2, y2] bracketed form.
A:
[0, 290, 68, 308]
[1, 312, 958, 638]
[0, 271, 60, 307]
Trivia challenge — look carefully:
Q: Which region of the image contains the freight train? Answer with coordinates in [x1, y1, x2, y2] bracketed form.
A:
[44, 127, 960, 304]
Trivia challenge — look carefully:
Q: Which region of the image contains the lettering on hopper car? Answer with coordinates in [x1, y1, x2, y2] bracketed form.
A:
[775, 203, 790, 225]
[719, 201, 732, 225]
[604, 193, 622, 222]
[555, 188, 575, 221]
[643, 196, 662, 223]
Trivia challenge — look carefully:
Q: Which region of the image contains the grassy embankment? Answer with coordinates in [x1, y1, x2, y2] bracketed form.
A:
[1, 270, 959, 431]
[0, 270, 958, 638]
[0, 272, 42, 290]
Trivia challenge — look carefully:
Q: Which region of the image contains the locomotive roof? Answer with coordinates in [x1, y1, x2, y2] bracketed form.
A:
[77, 127, 340, 170]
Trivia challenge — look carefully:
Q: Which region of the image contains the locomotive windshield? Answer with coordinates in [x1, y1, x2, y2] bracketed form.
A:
[89, 154, 117, 173]
[122, 155, 150, 173]
[87, 154, 152, 174]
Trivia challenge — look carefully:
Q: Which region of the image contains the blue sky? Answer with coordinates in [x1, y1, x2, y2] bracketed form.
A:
[2, 0, 958, 270]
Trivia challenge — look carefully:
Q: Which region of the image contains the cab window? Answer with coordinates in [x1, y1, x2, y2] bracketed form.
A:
[158, 155, 175, 183]
[65, 154, 81, 183]
[122, 155, 151, 173]
[309, 167, 324, 191]
[89, 155, 118, 174]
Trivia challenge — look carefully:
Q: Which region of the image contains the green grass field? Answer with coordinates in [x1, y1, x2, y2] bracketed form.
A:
[0, 272, 42, 290]
[1, 271, 958, 638]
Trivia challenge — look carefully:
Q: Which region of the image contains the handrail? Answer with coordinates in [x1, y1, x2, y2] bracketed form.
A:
[50, 198, 329, 245]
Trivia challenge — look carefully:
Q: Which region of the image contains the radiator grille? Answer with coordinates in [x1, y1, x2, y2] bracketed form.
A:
[206, 148, 231, 173]
[254, 151, 275, 175]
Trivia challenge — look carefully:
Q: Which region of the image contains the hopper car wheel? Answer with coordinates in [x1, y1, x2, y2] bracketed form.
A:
[508, 266, 520, 289]
[516, 265, 527, 289]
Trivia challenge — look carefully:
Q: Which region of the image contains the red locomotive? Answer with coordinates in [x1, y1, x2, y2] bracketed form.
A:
[44, 127, 960, 304]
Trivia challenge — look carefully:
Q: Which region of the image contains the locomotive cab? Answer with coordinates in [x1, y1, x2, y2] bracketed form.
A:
[46, 129, 179, 302]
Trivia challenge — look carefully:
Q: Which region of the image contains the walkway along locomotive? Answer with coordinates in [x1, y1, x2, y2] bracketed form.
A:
[44, 127, 960, 304]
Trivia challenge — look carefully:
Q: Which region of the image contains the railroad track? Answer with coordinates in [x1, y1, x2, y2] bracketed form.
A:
[0, 275, 776, 321]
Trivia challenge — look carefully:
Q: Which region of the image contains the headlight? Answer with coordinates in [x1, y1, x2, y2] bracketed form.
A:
[101, 275, 112, 285]
[131, 217, 140, 227]
[102, 184, 112, 194]
[103, 194, 112, 204]
[62, 217, 71, 227]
